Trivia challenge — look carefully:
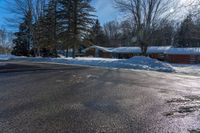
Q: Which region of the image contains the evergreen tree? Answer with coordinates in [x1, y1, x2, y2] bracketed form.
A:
[56, 0, 73, 57]
[59, 0, 95, 58]
[12, 12, 33, 56]
[12, 23, 30, 56]
[42, 0, 58, 57]
[11, 0, 95, 57]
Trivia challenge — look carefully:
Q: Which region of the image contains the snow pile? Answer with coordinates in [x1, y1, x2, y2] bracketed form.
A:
[120, 56, 174, 72]
[3, 54, 200, 75]
[0, 54, 174, 72]
[10, 56, 174, 72]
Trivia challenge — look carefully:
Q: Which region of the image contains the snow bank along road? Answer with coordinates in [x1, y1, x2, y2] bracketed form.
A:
[0, 61, 200, 133]
[0, 55, 175, 72]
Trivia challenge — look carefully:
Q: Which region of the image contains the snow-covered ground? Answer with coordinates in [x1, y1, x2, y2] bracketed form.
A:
[2, 54, 200, 75]
[0, 54, 174, 72]
[172, 64, 200, 76]
[0, 54, 19, 61]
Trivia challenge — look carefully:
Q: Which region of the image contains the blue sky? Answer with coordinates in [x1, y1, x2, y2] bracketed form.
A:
[0, 0, 8, 28]
[0, 0, 119, 31]
[91, 0, 119, 24]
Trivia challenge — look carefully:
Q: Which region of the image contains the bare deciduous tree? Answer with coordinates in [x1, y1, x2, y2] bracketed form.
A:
[0, 28, 14, 54]
[115, 0, 175, 55]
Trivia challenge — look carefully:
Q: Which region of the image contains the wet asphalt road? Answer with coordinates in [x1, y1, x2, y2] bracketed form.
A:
[0, 61, 200, 133]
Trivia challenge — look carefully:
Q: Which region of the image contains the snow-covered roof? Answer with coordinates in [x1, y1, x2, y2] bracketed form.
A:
[84, 45, 172, 54]
[111, 46, 171, 54]
[83, 45, 113, 52]
[147, 46, 171, 54]
[165, 47, 200, 55]
[111, 47, 141, 53]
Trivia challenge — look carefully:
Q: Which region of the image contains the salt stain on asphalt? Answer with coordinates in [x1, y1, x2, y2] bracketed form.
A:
[163, 95, 200, 118]
[86, 74, 100, 79]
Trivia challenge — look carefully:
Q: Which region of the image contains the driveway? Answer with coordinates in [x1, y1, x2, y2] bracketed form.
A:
[0, 61, 200, 133]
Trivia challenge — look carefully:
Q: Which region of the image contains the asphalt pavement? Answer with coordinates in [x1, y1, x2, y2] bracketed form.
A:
[0, 61, 200, 133]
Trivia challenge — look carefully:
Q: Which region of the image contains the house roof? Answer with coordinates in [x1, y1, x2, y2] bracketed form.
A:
[111, 47, 141, 53]
[84, 45, 171, 54]
[83, 45, 113, 52]
[165, 47, 200, 55]
[147, 46, 171, 54]
[84, 45, 200, 55]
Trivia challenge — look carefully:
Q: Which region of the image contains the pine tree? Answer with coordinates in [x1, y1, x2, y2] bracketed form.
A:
[12, 22, 30, 56]
[42, 0, 58, 57]
[56, 0, 73, 57]
[12, 11, 33, 56]
[58, 0, 95, 58]
[33, 0, 59, 57]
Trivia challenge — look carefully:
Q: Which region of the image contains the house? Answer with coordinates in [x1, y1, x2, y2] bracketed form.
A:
[83, 46, 142, 59]
[165, 47, 200, 64]
[83, 45, 200, 64]
[83, 45, 171, 59]
[83, 45, 113, 58]
[111, 47, 141, 59]
[147, 46, 171, 61]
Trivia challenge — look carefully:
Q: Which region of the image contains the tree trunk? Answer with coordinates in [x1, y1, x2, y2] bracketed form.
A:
[140, 41, 148, 56]
[72, 44, 76, 58]
[72, 0, 77, 59]
[65, 47, 69, 57]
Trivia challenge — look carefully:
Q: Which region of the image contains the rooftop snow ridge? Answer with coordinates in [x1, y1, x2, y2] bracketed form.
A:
[84, 45, 200, 55]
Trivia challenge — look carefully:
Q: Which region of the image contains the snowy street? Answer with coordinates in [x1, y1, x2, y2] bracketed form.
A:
[0, 61, 200, 133]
